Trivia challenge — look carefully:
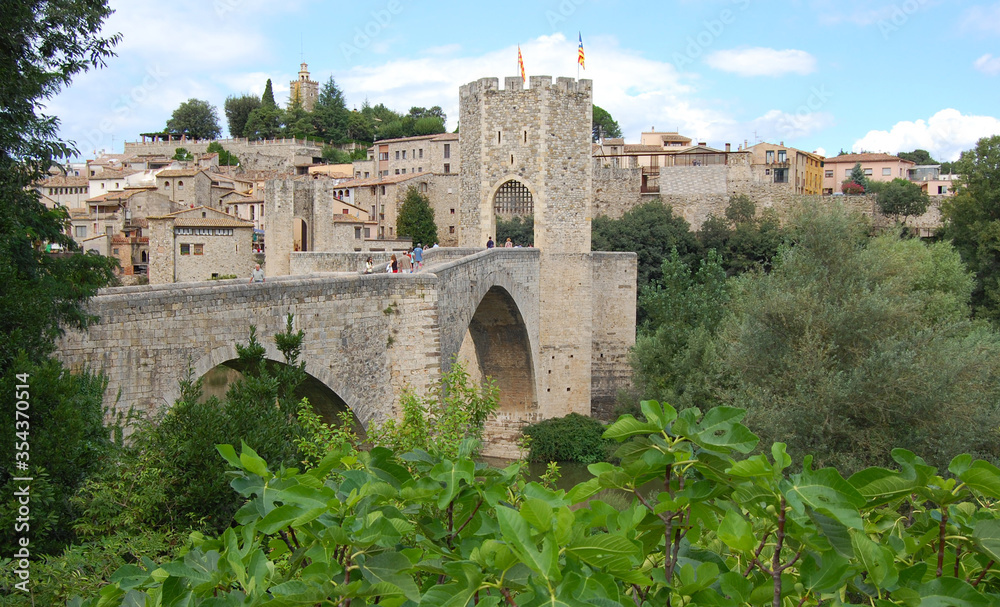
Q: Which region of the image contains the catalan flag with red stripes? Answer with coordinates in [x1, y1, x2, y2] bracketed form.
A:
[578, 32, 585, 69]
[518, 45, 526, 82]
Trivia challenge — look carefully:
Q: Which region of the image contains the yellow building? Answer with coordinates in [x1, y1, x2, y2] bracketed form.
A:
[747, 142, 825, 195]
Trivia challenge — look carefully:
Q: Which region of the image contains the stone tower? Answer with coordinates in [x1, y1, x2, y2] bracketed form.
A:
[459, 75, 596, 418]
[290, 62, 319, 112]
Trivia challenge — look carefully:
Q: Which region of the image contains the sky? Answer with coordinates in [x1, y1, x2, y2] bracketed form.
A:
[49, 0, 1000, 162]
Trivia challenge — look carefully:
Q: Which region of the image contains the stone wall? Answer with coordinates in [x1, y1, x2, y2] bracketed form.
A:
[593, 166, 643, 220]
[124, 138, 324, 172]
[590, 252, 637, 420]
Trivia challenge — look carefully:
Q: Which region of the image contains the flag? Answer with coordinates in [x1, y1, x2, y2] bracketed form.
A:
[518, 45, 526, 82]
[578, 32, 585, 69]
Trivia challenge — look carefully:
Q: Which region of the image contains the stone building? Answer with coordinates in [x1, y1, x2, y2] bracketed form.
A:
[290, 62, 319, 112]
[147, 206, 254, 284]
[155, 168, 214, 208]
[747, 142, 825, 195]
[353, 133, 459, 179]
[34, 175, 91, 210]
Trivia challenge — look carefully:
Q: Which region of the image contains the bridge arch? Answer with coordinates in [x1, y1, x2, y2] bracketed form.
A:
[160, 343, 376, 430]
[457, 284, 537, 416]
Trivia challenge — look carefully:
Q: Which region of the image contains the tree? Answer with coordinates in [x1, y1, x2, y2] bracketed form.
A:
[698, 195, 784, 276]
[846, 161, 869, 192]
[941, 135, 1000, 322]
[714, 202, 1000, 473]
[346, 110, 375, 142]
[396, 186, 438, 246]
[899, 148, 938, 165]
[408, 106, 447, 122]
[223, 93, 261, 139]
[592, 104, 622, 142]
[0, 0, 120, 557]
[171, 147, 192, 161]
[496, 215, 534, 247]
[243, 79, 283, 140]
[282, 97, 315, 139]
[206, 141, 238, 166]
[412, 116, 446, 136]
[592, 199, 701, 289]
[312, 77, 349, 142]
[165, 98, 221, 140]
[260, 78, 276, 108]
[876, 177, 930, 224]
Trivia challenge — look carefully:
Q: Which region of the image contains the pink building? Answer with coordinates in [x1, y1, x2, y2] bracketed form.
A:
[822, 153, 915, 194]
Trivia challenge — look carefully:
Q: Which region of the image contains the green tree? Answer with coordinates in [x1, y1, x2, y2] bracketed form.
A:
[846, 161, 869, 192]
[260, 78, 276, 108]
[631, 249, 729, 411]
[715, 202, 1000, 473]
[171, 147, 192, 161]
[899, 148, 939, 165]
[165, 98, 221, 140]
[941, 135, 1000, 322]
[206, 141, 238, 166]
[407, 105, 446, 122]
[282, 97, 315, 139]
[312, 77, 349, 142]
[243, 79, 283, 140]
[346, 109, 375, 142]
[877, 177, 930, 224]
[223, 93, 260, 139]
[412, 115, 446, 135]
[592, 104, 622, 142]
[496, 215, 534, 247]
[698, 194, 784, 276]
[0, 0, 120, 557]
[592, 199, 701, 288]
[396, 186, 438, 246]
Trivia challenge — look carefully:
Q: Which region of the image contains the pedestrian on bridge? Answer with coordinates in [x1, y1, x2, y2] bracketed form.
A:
[249, 264, 265, 283]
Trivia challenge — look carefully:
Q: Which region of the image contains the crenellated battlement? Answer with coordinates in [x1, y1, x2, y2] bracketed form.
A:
[459, 75, 593, 100]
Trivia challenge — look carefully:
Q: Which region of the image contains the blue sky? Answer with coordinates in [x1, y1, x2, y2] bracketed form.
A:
[51, 0, 1000, 162]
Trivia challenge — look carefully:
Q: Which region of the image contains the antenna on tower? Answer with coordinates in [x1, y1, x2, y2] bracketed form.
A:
[300, 34, 304, 63]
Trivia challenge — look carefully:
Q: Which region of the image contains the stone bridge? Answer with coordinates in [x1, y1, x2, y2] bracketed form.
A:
[58, 248, 636, 457]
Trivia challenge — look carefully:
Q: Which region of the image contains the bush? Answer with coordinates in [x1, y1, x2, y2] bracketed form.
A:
[522, 413, 612, 463]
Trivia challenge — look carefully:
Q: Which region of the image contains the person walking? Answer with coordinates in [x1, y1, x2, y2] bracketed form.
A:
[504, 237, 513, 248]
[364, 256, 373, 274]
[390, 254, 398, 273]
[412, 243, 423, 271]
[249, 263, 265, 283]
[399, 250, 413, 273]
[486, 236, 495, 249]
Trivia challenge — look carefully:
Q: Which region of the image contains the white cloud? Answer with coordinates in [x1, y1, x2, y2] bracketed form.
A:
[974, 54, 1000, 76]
[961, 3, 1000, 34]
[852, 109, 1000, 161]
[813, 147, 828, 157]
[704, 48, 817, 77]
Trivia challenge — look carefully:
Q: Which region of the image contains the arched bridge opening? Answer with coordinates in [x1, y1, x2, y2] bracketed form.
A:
[197, 356, 366, 439]
[457, 285, 537, 421]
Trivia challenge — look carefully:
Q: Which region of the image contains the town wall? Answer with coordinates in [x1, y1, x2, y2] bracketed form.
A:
[590, 252, 637, 420]
[592, 166, 643, 219]
[124, 138, 324, 172]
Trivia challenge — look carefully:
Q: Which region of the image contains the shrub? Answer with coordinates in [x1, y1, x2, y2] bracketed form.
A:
[522, 413, 612, 463]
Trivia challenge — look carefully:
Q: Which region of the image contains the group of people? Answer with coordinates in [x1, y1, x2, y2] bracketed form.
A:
[485, 236, 517, 248]
[363, 243, 437, 274]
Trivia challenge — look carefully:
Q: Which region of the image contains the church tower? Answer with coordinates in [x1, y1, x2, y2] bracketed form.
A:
[290, 62, 319, 111]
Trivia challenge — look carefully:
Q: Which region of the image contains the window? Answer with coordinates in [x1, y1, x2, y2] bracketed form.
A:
[75, 226, 87, 237]
[419, 148, 423, 159]
[112, 248, 119, 255]
[450, 208, 455, 214]
[845, 169, 852, 177]
[402, 150, 407, 159]
[364, 171, 370, 178]
[343, 209, 349, 214]
[178, 181, 184, 189]
[250, 206, 255, 220]
[355, 227, 362, 239]
[380, 185, 386, 195]
[371, 206, 376, 217]
[825, 170, 833, 178]
[939, 186, 947, 194]
[449, 226, 455, 233]
[777, 150, 787, 163]
[193, 244, 203, 255]
[444, 163, 451, 173]
[766, 150, 774, 163]
[344, 190, 350, 197]
[443, 144, 451, 159]
[497, 131, 502, 144]
[395, 151, 400, 160]
[364, 227, 371, 238]
[180, 244, 190, 255]
[401, 168, 406, 174]
[395, 169, 400, 175]
[378, 152, 388, 161]
[883, 167, 892, 176]
[773, 168, 788, 183]
[864, 168, 873, 176]
[418, 167, 422, 173]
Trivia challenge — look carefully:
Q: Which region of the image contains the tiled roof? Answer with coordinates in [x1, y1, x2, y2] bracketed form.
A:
[828, 153, 915, 164]
[156, 168, 207, 178]
[37, 175, 89, 187]
[90, 168, 142, 179]
[148, 206, 254, 228]
[623, 144, 667, 152]
[601, 138, 625, 145]
[336, 171, 428, 188]
[86, 187, 155, 203]
[372, 132, 458, 145]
